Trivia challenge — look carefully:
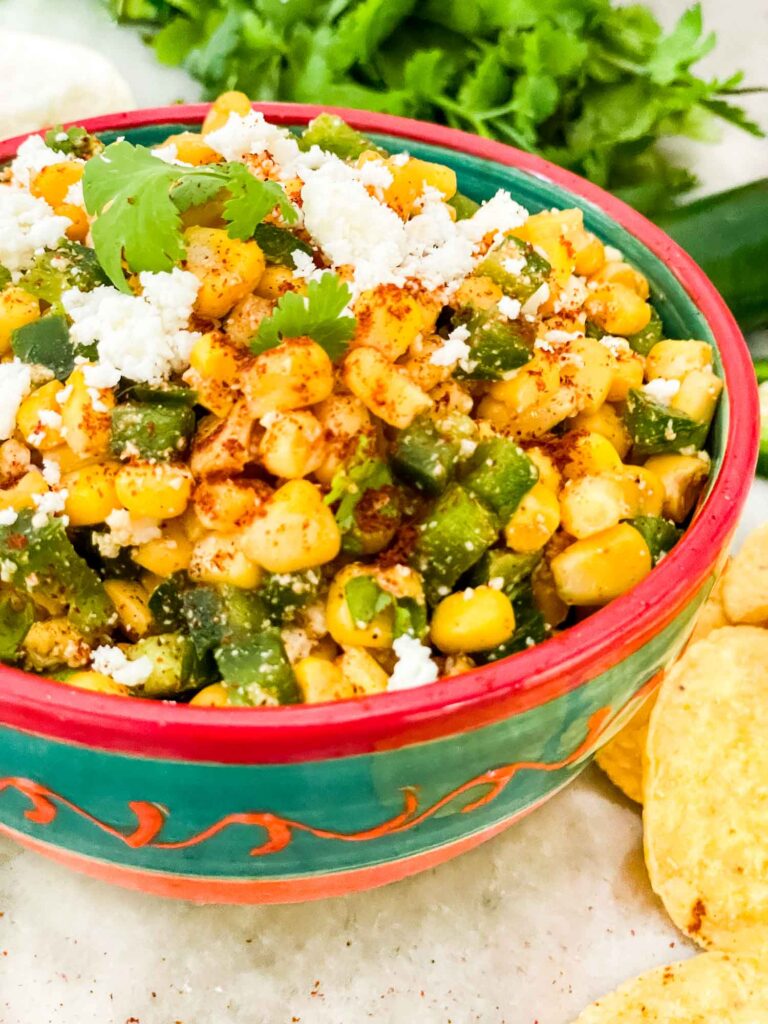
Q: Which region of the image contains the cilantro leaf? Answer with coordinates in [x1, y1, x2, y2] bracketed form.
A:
[344, 575, 392, 626]
[253, 272, 356, 360]
[324, 436, 392, 533]
[83, 142, 297, 291]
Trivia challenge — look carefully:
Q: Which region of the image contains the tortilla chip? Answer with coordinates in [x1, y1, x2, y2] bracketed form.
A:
[570, 953, 767, 1023]
[722, 524, 768, 625]
[644, 626, 768, 951]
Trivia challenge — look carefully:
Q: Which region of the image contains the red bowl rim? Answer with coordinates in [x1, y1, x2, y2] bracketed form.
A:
[0, 103, 758, 764]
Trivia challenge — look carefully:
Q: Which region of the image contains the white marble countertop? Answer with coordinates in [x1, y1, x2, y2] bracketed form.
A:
[0, 2, 765, 1022]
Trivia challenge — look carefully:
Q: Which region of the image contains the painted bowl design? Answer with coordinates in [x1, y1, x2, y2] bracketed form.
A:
[0, 105, 758, 903]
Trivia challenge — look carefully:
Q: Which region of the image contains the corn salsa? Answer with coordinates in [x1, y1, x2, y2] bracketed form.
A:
[0, 93, 722, 706]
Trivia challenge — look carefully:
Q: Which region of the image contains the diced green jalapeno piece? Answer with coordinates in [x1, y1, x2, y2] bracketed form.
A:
[629, 516, 681, 564]
[461, 437, 538, 522]
[453, 308, 534, 380]
[626, 305, 663, 356]
[476, 236, 550, 301]
[127, 633, 205, 698]
[412, 485, 499, 605]
[182, 584, 267, 658]
[0, 591, 34, 661]
[624, 388, 709, 456]
[147, 572, 188, 630]
[390, 415, 459, 496]
[127, 383, 197, 406]
[11, 315, 75, 380]
[260, 569, 321, 624]
[21, 241, 108, 305]
[447, 193, 480, 220]
[298, 114, 385, 160]
[252, 224, 313, 267]
[216, 631, 300, 706]
[110, 402, 196, 460]
[467, 549, 541, 595]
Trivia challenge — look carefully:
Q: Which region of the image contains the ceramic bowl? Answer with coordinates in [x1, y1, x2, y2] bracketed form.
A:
[0, 105, 758, 903]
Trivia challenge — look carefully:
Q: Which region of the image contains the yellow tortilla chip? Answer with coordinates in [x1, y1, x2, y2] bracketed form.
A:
[570, 953, 767, 1023]
[722, 523, 768, 625]
[644, 626, 768, 951]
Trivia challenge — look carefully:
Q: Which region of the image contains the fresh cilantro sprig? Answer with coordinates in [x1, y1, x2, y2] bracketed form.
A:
[344, 575, 427, 639]
[251, 272, 356, 361]
[323, 436, 392, 533]
[82, 141, 297, 291]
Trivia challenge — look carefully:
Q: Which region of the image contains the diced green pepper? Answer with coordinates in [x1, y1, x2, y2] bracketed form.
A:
[476, 585, 548, 663]
[182, 584, 267, 658]
[390, 415, 459, 496]
[629, 516, 681, 564]
[0, 590, 35, 661]
[447, 193, 480, 220]
[147, 572, 187, 630]
[127, 383, 197, 406]
[461, 437, 538, 522]
[216, 632, 300, 706]
[624, 388, 709, 456]
[626, 306, 664, 356]
[0, 511, 114, 636]
[21, 241, 108, 306]
[252, 224, 313, 267]
[73, 528, 142, 582]
[44, 124, 102, 159]
[110, 402, 196, 460]
[298, 114, 386, 160]
[11, 315, 75, 380]
[412, 485, 499, 605]
[475, 236, 550, 301]
[127, 633, 205, 698]
[467, 549, 541, 596]
[453, 308, 534, 380]
[260, 569, 320, 624]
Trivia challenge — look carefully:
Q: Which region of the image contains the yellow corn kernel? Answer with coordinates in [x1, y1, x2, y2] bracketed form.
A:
[0, 468, 48, 511]
[573, 234, 605, 277]
[564, 336, 616, 415]
[383, 157, 457, 218]
[585, 284, 651, 337]
[132, 520, 193, 576]
[190, 683, 232, 707]
[63, 671, 131, 697]
[186, 331, 246, 415]
[242, 479, 341, 573]
[115, 463, 193, 520]
[0, 286, 39, 354]
[22, 617, 89, 670]
[589, 260, 649, 299]
[352, 285, 439, 360]
[41, 444, 97, 476]
[104, 579, 153, 638]
[201, 90, 252, 134]
[559, 472, 640, 539]
[160, 131, 222, 166]
[617, 465, 666, 517]
[0, 438, 30, 484]
[243, 338, 334, 418]
[184, 226, 266, 319]
[645, 340, 713, 381]
[452, 275, 504, 311]
[56, 203, 90, 243]
[643, 454, 709, 523]
[259, 410, 325, 479]
[401, 333, 455, 393]
[337, 646, 389, 695]
[343, 346, 432, 429]
[607, 349, 645, 403]
[569, 405, 631, 459]
[193, 477, 267, 532]
[325, 564, 394, 649]
[479, 355, 574, 437]
[428, 379, 474, 416]
[190, 401, 253, 479]
[60, 367, 114, 457]
[503, 482, 560, 552]
[431, 585, 516, 654]
[295, 657, 354, 704]
[30, 161, 83, 207]
[670, 368, 723, 425]
[514, 210, 576, 283]
[525, 446, 562, 493]
[254, 265, 296, 300]
[312, 394, 373, 485]
[562, 431, 623, 479]
[63, 462, 121, 526]
[532, 559, 569, 628]
[551, 523, 652, 606]
[140, 572, 163, 596]
[16, 380, 64, 450]
[189, 532, 262, 589]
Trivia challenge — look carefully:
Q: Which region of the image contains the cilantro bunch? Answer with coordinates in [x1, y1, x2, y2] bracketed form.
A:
[105, 0, 762, 214]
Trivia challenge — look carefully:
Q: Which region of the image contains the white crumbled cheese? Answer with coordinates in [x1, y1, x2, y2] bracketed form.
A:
[259, 411, 283, 430]
[150, 142, 192, 168]
[280, 627, 313, 664]
[10, 134, 74, 188]
[643, 377, 681, 405]
[91, 645, 153, 687]
[429, 325, 471, 367]
[63, 179, 84, 207]
[356, 159, 393, 190]
[604, 245, 623, 262]
[501, 255, 527, 276]
[488, 576, 504, 590]
[0, 187, 71, 274]
[543, 329, 583, 345]
[0, 509, 18, 527]
[95, 509, 162, 559]
[291, 249, 323, 282]
[459, 438, 478, 458]
[0, 557, 16, 581]
[497, 296, 522, 321]
[388, 635, 439, 691]
[62, 268, 200, 385]
[38, 409, 62, 429]
[521, 282, 550, 316]
[31, 489, 68, 529]
[599, 334, 631, 356]
[390, 152, 409, 167]
[460, 190, 528, 244]
[205, 109, 302, 168]
[80, 363, 117, 390]
[41, 458, 61, 486]
[0, 360, 32, 440]
[553, 274, 589, 313]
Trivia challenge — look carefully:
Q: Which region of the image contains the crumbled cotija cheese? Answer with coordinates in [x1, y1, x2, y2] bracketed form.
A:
[388, 635, 439, 691]
[91, 645, 153, 687]
[0, 187, 71, 274]
[205, 110, 302, 167]
[95, 509, 162, 559]
[0, 510, 18, 527]
[63, 179, 85, 207]
[62, 268, 200, 385]
[429, 325, 471, 367]
[521, 282, 550, 316]
[643, 377, 681, 405]
[0, 360, 32, 440]
[498, 296, 522, 320]
[10, 134, 76, 188]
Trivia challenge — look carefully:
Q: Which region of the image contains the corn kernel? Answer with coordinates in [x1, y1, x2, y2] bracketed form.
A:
[618, 465, 666, 517]
[562, 431, 623, 479]
[585, 284, 651, 337]
[431, 586, 516, 654]
[242, 479, 341, 573]
[343, 346, 432, 429]
[190, 683, 232, 707]
[161, 131, 222, 166]
[258, 410, 325, 479]
[243, 338, 334, 419]
[383, 157, 457, 218]
[644, 454, 709, 523]
[0, 286, 39, 354]
[504, 482, 561, 552]
[326, 564, 394, 649]
[104, 579, 153, 638]
[559, 472, 640, 539]
[480, 356, 574, 437]
[295, 657, 355, 703]
[60, 367, 114, 457]
[452, 275, 504, 311]
[189, 532, 262, 589]
[645, 340, 713, 381]
[589, 260, 649, 299]
[670, 368, 723, 425]
[56, 203, 90, 242]
[352, 285, 439, 360]
[193, 477, 268, 532]
[254, 265, 297, 300]
[564, 337, 616, 415]
[30, 161, 83, 207]
[0, 468, 48, 511]
[337, 646, 389, 695]
[607, 350, 645, 403]
[184, 226, 266, 319]
[115, 463, 193, 520]
[202, 90, 252, 135]
[132, 520, 193, 577]
[63, 462, 121, 526]
[63, 671, 131, 697]
[525, 446, 562, 493]
[551, 523, 652, 605]
[16, 380, 65, 450]
[569, 405, 631, 459]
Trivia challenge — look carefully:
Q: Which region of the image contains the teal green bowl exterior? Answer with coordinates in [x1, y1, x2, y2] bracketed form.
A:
[0, 105, 757, 903]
